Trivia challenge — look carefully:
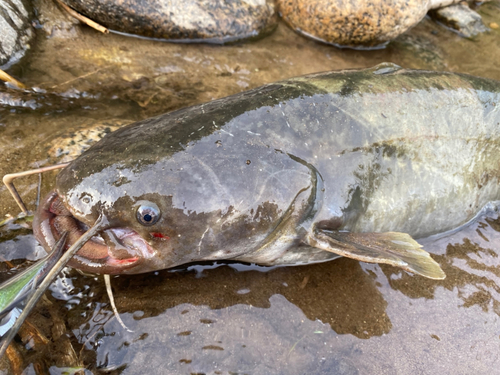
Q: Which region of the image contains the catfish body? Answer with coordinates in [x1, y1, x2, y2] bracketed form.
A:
[34, 64, 500, 278]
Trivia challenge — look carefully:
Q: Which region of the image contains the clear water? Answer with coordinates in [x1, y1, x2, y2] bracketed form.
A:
[1, 2, 500, 373]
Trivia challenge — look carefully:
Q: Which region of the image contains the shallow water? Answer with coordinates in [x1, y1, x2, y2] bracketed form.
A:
[1, 1, 500, 373]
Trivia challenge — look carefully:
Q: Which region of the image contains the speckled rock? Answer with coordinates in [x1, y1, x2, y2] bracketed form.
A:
[429, 2, 488, 38]
[62, 0, 277, 43]
[0, 0, 34, 68]
[277, 0, 463, 48]
[48, 121, 125, 162]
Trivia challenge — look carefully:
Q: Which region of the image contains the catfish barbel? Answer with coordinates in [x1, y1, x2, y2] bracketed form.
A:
[28, 63, 500, 279]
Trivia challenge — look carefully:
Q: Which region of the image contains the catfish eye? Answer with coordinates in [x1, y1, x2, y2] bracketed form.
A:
[136, 202, 161, 226]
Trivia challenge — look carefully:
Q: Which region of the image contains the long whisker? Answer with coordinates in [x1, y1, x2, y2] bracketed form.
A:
[104, 274, 133, 332]
[0, 215, 107, 359]
[3, 163, 71, 214]
[36, 163, 42, 210]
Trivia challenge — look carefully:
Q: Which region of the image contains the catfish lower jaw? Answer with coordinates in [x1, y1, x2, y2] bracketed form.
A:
[33, 190, 155, 274]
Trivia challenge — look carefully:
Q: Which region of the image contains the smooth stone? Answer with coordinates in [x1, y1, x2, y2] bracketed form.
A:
[61, 0, 277, 43]
[276, 0, 463, 48]
[429, 2, 488, 38]
[0, 0, 34, 68]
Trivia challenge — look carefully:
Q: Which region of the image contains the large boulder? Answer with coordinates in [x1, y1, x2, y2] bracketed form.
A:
[276, 0, 464, 48]
[62, 0, 277, 43]
[0, 0, 34, 68]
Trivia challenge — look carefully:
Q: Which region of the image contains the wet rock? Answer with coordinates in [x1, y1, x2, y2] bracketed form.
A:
[33, 0, 81, 38]
[429, 2, 488, 38]
[61, 0, 277, 43]
[0, 0, 34, 68]
[276, 0, 462, 48]
[48, 121, 126, 162]
[390, 34, 446, 70]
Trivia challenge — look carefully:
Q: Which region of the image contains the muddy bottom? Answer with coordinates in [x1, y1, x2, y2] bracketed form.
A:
[1, 0, 500, 373]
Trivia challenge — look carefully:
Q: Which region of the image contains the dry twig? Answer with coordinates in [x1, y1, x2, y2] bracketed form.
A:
[50, 68, 105, 89]
[0, 69, 26, 89]
[54, 0, 109, 34]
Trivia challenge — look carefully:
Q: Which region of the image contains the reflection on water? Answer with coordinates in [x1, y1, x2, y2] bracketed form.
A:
[108, 259, 390, 339]
[0, 208, 499, 373]
[386, 214, 500, 314]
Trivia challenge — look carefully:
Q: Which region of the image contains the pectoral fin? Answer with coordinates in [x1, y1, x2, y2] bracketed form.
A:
[309, 230, 445, 280]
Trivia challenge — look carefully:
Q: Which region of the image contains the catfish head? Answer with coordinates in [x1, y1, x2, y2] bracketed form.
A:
[33, 135, 320, 275]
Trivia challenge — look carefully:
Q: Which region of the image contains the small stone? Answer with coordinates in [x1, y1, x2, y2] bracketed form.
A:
[490, 22, 499, 29]
[61, 0, 277, 43]
[33, 0, 81, 38]
[429, 3, 488, 38]
[48, 122, 126, 162]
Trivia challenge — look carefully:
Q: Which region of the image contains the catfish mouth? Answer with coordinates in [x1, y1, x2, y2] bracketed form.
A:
[33, 190, 155, 274]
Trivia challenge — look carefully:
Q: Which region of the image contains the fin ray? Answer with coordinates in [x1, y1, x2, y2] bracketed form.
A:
[311, 230, 445, 280]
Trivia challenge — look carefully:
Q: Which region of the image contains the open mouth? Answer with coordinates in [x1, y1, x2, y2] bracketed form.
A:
[33, 190, 154, 274]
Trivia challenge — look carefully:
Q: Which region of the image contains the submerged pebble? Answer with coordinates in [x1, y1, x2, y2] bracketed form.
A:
[61, 0, 277, 43]
[429, 2, 488, 38]
[48, 122, 125, 162]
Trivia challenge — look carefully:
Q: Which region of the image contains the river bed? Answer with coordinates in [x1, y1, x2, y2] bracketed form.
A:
[1, 1, 500, 373]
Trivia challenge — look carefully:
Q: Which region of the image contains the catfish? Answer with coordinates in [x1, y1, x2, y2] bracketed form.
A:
[31, 63, 500, 279]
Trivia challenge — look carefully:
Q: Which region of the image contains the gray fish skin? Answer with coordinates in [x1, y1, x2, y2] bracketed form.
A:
[35, 63, 500, 275]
